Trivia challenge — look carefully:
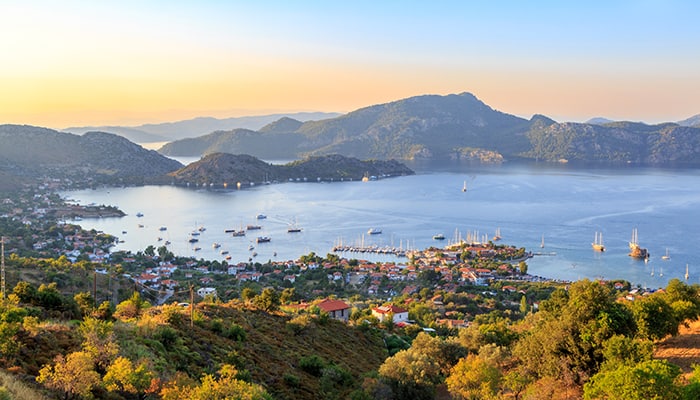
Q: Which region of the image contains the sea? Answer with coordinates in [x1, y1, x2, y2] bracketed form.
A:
[61, 158, 700, 290]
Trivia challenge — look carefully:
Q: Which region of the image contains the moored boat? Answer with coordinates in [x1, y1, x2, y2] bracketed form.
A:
[256, 236, 271, 243]
[367, 228, 382, 235]
[433, 233, 445, 240]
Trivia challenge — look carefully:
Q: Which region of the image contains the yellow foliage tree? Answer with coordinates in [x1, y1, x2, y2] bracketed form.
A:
[36, 351, 101, 399]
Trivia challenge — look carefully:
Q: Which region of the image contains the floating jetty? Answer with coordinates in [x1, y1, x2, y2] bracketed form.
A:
[332, 244, 406, 257]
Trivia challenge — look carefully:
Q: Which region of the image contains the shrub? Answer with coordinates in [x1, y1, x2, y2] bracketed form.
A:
[225, 323, 247, 342]
[299, 355, 326, 377]
[283, 373, 300, 388]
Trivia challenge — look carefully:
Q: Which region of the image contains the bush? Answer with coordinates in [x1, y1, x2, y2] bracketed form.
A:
[287, 315, 313, 336]
[225, 323, 247, 342]
[283, 373, 300, 388]
[299, 355, 326, 377]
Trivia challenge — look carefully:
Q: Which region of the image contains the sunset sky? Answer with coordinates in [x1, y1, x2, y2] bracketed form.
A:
[2, 1, 699, 129]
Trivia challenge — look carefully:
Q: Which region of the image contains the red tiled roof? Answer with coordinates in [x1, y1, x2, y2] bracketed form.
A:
[317, 298, 350, 313]
[373, 305, 408, 314]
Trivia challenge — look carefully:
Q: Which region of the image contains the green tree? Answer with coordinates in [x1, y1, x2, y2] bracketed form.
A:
[253, 288, 280, 312]
[631, 294, 678, 341]
[12, 281, 36, 304]
[583, 359, 683, 400]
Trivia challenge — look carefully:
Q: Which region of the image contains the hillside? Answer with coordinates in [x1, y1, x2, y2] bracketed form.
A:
[65, 112, 341, 143]
[0, 125, 183, 185]
[159, 93, 532, 161]
[525, 120, 700, 164]
[157, 93, 700, 165]
[167, 153, 414, 186]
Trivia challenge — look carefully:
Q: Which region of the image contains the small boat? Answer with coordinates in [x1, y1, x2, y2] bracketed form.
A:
[592, 232, 605, 252]
[136, 212, 144, 217]
[193, 246, 201, 251]
[540, 234, 545, 248]
[256, 214, 267, 220]
[188, 237, 199, 243]
[198, 226, 206, 232]
[247, 225, 262, 230]
[157, 237, 163, 241]
[220, 250, 229, 255]
[367, 228, 382, 235]
[164, 240, 171, 245]
[287, 227, 302, 233]
[248, 245, 255, 251]
[212, 242, 221, 248]
[190, 231, 200, 236]
[122, 230, 127, 234]
[661, 248, 670, 260]
[225, 255, 232, 260]
[433, 233, 445, 240]
[159, 226, 167, 231]
[137, 224, 144, 228]
[224, 228, 236, 233]
[256, 236, 271, 243]
[462, 180, 467, 192]
[231, 230, 246, 237]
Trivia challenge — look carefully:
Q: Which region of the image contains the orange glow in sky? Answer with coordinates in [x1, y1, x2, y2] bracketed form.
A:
[2, 1, 699, 129]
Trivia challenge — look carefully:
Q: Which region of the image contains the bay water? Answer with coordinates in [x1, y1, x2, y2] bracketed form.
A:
[63, 161, 700, 289]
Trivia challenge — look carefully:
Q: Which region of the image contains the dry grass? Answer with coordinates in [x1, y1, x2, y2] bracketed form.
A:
[0, 369, 49, 400]
[655, 319, 700, 378]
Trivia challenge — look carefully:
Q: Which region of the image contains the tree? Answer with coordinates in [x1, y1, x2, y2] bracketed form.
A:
[518, 261, 528, 275]
[74, 292, 95, 316]
[103, 356, 155, 397]
[114, 292, 151, 320]
[446, 354, 501, 400]
[12, 281, 36, 304]
[583, 359, 683, 400]
[631, 294, 678, 340]
[241, 287, 257, 303]
[79, 317, 120, 371]
[144, 245, 155, 257]
[253, 288, 280, 312]
[160, 364, 272, 400]
[37, 351, 101, 399]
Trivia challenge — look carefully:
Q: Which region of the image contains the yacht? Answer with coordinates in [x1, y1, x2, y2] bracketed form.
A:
[367, 228, 382, 235]
[661, 248, 670, 260]
[433, 233, 445, 240]
[592, 232, 605, 252]
[256, 236, 271, 243]
[212, 242, 221, 249]
[492, 228, 501, 241]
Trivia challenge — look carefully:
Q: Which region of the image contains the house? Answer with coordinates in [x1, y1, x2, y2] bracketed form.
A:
[316, 298, 351, 323]
[372, 305, 409, 324]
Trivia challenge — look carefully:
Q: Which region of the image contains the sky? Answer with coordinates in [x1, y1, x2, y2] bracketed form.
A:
[1, 0, 699, 129]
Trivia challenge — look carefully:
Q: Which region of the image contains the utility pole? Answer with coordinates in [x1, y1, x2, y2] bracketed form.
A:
[190, 284, 194, 328]
[1, 236, 5, 301]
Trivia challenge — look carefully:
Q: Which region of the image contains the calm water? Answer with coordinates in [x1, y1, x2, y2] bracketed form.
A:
[63, 162, 700, 289]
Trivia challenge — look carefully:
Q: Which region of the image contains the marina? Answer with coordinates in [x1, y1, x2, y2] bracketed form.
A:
[62, 162, 700, 288]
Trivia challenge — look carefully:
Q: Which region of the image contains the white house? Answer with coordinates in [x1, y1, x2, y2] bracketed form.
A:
[372, 305, 409, 324]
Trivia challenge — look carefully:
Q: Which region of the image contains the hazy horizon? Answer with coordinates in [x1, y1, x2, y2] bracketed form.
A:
[2, 1, 699, 129]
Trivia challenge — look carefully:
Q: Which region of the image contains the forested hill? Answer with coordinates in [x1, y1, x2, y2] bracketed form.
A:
[526, 120, 700, 164]
[0, 124, 182, 184]
[158, 93, 532, 161]
[167, 153, 414, 186]
[158, 93, 700, 166]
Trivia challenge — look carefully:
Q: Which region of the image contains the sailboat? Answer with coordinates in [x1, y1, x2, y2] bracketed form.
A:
[685, 264, 690, 281]
[659, 265, 663, 277]
[462, 181, 467, 192]
[650, 264, 654, 277]
[492, 228, 502, 241]
[540, 234, 545, 249]
[592, 232, 605, 252]
[661, 248, 670, 260]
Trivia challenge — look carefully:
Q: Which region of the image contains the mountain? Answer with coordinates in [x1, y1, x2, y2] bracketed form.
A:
[586, 117, 615, 125]
[677, 114, 700, 127]
[160, 93, 533, 161]
[159, 93, 700, 166]
[525, 121, 700, 164]
[0, 125, 183, 185]
[65, 112, 341, 143]
[167, 153, 414, 186]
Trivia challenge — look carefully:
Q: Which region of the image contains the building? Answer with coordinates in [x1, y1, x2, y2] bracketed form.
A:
[316, 298, 351, 323]
[372, 305, 409, 324]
